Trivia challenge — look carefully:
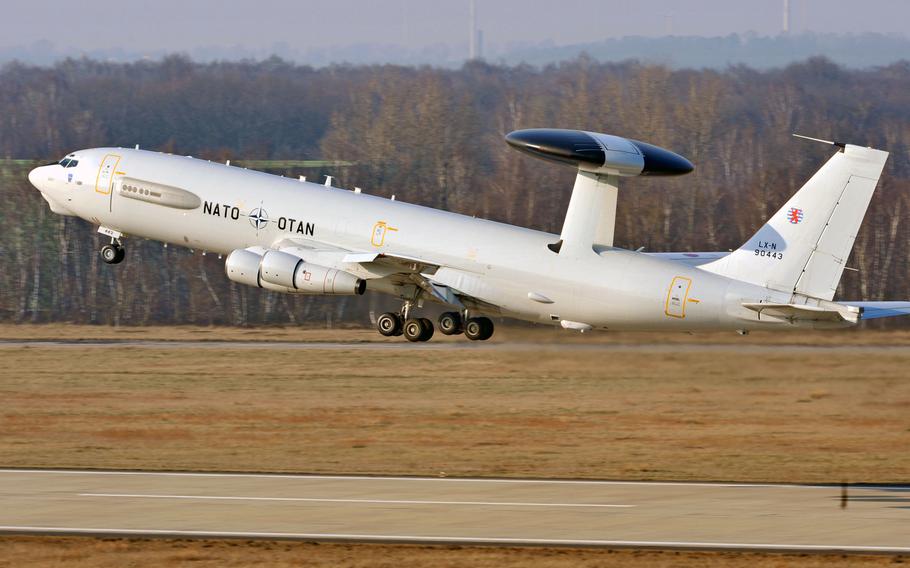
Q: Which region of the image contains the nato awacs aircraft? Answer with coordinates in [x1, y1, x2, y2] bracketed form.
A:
[28, 129, 910, 341]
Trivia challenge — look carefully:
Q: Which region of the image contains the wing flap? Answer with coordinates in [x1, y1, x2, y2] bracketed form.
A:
[341, 252, 379, 264]
[365, 252, 440, 275]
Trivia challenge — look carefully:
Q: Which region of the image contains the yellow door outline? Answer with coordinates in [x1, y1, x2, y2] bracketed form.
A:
[371, 221, 398, 247]
[95, 154, 121, 195]
[665, 276, 692, 318]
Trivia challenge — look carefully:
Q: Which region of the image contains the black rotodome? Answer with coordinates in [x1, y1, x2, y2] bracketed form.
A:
[505, 128, 693, 176]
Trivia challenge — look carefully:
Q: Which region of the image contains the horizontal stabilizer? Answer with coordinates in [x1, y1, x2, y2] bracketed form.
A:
[742, 302, 860, 323]
[842, 301, 910, 320]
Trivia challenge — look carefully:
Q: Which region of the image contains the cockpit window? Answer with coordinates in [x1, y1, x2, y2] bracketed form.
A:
[66, 160, 78, 168]
[59, 158, 71, 167]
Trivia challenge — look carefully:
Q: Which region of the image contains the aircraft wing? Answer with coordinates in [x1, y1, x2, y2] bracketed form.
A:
[647, 251, 729, 267]
[339, 251, 440, 276]
[841, 301, 910, 320]
[273, 238, 491, 310]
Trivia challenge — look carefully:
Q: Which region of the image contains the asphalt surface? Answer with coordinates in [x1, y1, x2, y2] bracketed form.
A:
[2, 339, 910, 353]
[0, 469, 908, 552]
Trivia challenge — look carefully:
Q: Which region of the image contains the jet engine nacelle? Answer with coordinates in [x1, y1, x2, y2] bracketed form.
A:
[505, 128, 693, 177]
[225, 248, 366, 295]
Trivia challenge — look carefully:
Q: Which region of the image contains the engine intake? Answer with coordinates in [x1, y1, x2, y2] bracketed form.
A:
[225, 248, 366, 295]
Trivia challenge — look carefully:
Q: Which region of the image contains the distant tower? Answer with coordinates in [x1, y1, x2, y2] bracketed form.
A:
[469, 0, 477, 60]
[476, 28, 484, 59]
[783, 0, 791, 34]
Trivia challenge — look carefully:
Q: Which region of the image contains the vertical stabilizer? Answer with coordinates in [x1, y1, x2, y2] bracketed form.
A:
[702, 144, 888, 300]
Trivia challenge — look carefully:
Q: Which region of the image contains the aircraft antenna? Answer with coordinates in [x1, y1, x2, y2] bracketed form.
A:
[792, 133, 846, 149]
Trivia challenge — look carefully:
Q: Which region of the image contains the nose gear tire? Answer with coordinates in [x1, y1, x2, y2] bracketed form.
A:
[101, 244, 125, 265]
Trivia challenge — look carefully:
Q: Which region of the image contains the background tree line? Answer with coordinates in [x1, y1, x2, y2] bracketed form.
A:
[1, 55, 909, 326]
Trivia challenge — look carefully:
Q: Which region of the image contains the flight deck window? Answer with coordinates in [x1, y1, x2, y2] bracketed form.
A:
[59, 159, 71, 167]
[65, 160, 78, 168]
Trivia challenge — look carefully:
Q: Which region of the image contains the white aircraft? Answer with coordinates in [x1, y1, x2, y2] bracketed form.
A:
[28, 129, 910, 341]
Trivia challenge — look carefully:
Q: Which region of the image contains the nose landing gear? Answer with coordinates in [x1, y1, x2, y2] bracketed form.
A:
[100, 241, 125, 265]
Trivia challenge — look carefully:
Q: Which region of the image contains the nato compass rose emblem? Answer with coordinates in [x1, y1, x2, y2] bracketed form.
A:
[787, 207, 804, 224]
[248, 207, 270, 231]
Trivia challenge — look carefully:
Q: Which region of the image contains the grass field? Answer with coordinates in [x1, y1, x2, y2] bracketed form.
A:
[5, 322, 910, 345]
[0, 536, 900, 567]
[1, 324, 908, 566]
[1, 325, 908, 482]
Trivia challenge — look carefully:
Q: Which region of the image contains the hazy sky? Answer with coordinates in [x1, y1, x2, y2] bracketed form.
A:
[2, 0, 908, 57]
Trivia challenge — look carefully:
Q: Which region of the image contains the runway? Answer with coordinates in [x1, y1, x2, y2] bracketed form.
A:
[0, 469, 907, 552]
[2, 339, 910, 354]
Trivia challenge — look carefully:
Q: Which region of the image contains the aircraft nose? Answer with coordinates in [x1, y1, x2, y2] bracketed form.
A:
[28, 166, 43, 189]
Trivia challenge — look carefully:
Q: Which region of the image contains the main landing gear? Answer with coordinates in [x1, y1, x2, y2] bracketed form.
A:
[100, 240, 125, 265]
[375, 307, 494, 342]
[463, 315, 494, 341]
[439, 311, 494, 341]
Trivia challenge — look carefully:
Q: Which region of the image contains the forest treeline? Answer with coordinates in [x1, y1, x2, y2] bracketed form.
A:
[1, 55, 909, 326]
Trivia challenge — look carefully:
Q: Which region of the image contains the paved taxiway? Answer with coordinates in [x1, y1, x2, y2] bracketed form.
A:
[0, 469, 907, 552]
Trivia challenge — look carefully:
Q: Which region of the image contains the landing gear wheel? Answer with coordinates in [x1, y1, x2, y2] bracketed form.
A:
[438, 311, 463, 335]
[418, 318, 435, 341]
[404, 318, 434, 342]
[100, 244, 125, 265]
[376, 312, 404, 337]
[464, 317, 494, 341]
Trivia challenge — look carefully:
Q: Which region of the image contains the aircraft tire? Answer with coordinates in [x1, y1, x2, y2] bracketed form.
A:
[438, 311, 463, 335]
[465, 317, 494, 341]
[101, 244, 124, 265]
[418, 318, 435, 341]
[403, 318, 428, 342]
[377, 312, 403, 337]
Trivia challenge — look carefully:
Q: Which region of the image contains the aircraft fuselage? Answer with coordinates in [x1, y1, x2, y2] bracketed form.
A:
[28, 147, 833, 332]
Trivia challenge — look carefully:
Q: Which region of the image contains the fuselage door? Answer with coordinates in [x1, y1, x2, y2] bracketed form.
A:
[95, 154, 120, 195]
[665, 276, 692, 318]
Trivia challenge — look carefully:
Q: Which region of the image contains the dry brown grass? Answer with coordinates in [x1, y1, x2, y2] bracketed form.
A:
[4, 322, 910, 345]
[0, 326, 908, 482]
[0, 537, 901, 567]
